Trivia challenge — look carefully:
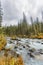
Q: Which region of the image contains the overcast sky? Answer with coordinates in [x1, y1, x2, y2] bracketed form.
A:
[1, 0, 43, 26]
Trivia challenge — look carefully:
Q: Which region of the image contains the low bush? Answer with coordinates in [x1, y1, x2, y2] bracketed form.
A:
[0, 34, 6, 50]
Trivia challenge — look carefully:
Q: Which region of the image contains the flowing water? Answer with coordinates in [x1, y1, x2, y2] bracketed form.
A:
[5, 38, 43, 65]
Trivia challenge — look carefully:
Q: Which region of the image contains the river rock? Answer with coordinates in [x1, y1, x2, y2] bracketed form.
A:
[29, 48, 36, 52]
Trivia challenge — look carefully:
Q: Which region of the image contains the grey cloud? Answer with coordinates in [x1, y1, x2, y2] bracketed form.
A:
[1, 0, 43, 26]
[1, 0, 21, 21]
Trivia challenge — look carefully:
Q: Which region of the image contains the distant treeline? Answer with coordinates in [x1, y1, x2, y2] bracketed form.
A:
[0, 13, 43, 38]
[0, 1, 43, 38]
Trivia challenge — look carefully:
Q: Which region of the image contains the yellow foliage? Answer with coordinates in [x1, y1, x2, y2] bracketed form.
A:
[11, 35, 17, 40]
[9, 57, 17, 65]
[0, 56, 24, 65]
[16, 56, 24, 65]
[38, 33, 43, 39]
[30, 33, 43, 39]
[0, 34, 6, 50]
[9, 56, 24, 65]
[0, 56, 6, 65]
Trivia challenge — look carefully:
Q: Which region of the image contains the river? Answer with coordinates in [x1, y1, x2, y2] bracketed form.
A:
[5, 37, 43, 65]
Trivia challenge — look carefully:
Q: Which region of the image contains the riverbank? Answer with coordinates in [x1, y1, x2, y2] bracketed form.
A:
[9, 34, 43, 40]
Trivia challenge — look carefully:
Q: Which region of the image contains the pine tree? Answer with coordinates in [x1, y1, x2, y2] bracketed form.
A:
[22, 12, 28, 35]
[0, 0, 2, 27]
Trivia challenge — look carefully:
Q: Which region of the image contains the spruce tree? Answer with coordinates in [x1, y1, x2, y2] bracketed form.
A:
[0, 0, 2, 27]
